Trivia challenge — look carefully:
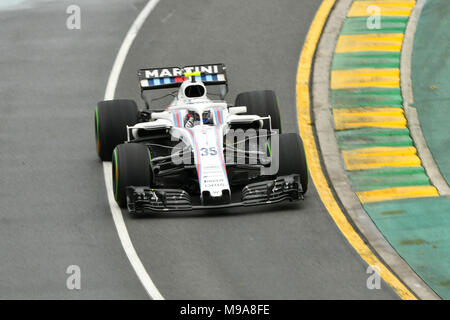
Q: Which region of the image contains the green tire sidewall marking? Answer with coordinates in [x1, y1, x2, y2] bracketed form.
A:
[113, 148, 119, 201]
[148, 149, 152, 187]
[276, 95, 281, 129]
[95, 107, 100, 154]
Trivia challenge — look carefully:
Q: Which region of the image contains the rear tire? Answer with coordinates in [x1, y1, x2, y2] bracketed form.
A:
[95, 99, 139, 161]
[234, 90, 282, 133]
[277, 133, 308, 194]
[112, 143, 152, 208]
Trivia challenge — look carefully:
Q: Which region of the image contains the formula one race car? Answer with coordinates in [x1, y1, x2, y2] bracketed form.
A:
[94, 63, 307, 214]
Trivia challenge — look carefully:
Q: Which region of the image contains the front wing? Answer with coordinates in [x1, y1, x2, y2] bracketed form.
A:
[126, 174, 304, 214]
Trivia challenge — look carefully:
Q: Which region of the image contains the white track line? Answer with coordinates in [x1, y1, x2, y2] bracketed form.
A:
[102, 0, 163, 300]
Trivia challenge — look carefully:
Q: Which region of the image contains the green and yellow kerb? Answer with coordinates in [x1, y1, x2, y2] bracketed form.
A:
[330, 0, 438, 203]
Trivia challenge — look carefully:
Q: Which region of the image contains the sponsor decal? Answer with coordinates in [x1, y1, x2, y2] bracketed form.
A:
[144, 64, 222, 79]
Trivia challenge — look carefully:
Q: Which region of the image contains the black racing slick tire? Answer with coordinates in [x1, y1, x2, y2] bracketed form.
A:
[234, 90, 282, 133]
[112, 143, 152, 208]
[95, 99, 139, 161]
[277, 133, 308, 194]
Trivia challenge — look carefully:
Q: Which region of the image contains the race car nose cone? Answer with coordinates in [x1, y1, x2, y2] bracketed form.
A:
[201, 190, 231, 206]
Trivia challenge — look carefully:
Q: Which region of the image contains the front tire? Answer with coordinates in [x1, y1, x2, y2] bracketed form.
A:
[95, 99, 139, 161]
[234, 90, 282, 133]
[277, 133, 308, 194]
[112, 143, 152, 207]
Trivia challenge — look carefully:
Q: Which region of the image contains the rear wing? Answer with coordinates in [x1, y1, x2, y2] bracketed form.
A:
[138, 63, 227, 91]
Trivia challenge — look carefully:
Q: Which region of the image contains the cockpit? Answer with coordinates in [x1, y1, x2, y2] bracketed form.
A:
[183, 110, 214, 128]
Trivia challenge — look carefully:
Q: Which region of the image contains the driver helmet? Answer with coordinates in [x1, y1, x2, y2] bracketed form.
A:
[184, 111, 200, 127]
[202, 111, 212, 124]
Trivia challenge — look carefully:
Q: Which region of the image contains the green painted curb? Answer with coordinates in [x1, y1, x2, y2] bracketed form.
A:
[331, 88, 403, 109]
[340, 17, 408, 34]
[348, 167, 431, 191]
[336, 128, 413, 149]
[333, 52, 400, 70]
[327, 0, 450, 299]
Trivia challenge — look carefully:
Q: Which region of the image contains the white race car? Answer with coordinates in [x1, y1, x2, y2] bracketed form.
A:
[95, 63, 307, 214]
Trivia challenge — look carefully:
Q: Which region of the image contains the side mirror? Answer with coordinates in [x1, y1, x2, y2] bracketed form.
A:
[228, 106, 247, 115]
[219, 84, 228, 100]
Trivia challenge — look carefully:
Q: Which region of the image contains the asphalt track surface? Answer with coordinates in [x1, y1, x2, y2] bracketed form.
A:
[0, 0, 399, 299]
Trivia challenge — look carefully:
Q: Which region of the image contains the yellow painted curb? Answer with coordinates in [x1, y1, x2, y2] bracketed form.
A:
[296, 0, 416, 300]
[348, 1, 415, 17]
[336, 34, 404, 53]
[333, 107, 407, 130]
[342, 146, 421, 170]
[357, 186, 439, 203]
[331, 68, 400, 89]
